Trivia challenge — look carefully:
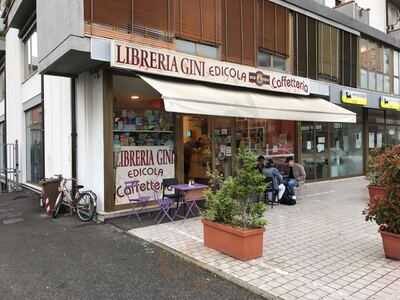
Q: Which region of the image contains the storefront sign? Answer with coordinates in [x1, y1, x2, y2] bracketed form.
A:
[341, 90, 368, 106]
[111, 41, 310, 96]
[380, 96, 400, 111]
[114, 146, 175, 205]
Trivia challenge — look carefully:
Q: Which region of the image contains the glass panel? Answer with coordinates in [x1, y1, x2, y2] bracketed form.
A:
[314, 123, 329, 179]
[112, 75, 176, 205]
[386, 111, 400, 125]
[175, 39, 196, 55]
[368, 124, 385, 149]
[258, 51, 272, 68]
[376, 73, 384, 92]
[235, 118, 295, 174]
[360, 69, 368, 89]
[394, 51, 399, 77]
[301, 123, 315, 180]
[386, 126, 400, 146]
[384, 47, 391, 74]
[183, 116, 210, 184]
[25, 105, 44, 184]
[368, 109, 385, 124]
[319, 23, 332, 77]
[360, 38, 369, 70]
[273, 55, 287, 71]
[368, 72, 376, 90]
[0, 122, 4, 173]
[368, 41, 379, 72]
[0, 71, 4, 102]
[213, 118, 233, 179]
[330, 117, 363, 177]
[196, 43, 218, 59]
[394, 77, 399, 95]
[384, 75, 391, 93]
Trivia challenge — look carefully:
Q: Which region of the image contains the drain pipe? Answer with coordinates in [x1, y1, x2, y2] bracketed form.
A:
[41, 74, 45, 178]
[3, 62, 7, 191]
[71, 77, 77, 193]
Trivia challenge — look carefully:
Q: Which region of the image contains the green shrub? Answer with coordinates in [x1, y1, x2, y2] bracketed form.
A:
[203, 149, 267, 229]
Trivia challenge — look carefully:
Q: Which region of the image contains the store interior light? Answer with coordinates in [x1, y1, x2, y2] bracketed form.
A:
[130, 95, 140, 100]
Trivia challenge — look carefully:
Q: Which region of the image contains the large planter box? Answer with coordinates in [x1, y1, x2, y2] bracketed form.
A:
[381, 230, 400, 260]
[367, 185, 386, 210]
[202, 219, 265, 261]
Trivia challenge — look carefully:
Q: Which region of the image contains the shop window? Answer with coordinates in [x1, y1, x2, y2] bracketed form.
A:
[258, 51, 287, 72]
[329, 108, 363, 177]
[26, 105, 44, 184]
[236, 118, 296, 173]
[176, 39, 219, 59]
[112, 75, 176, 206]
[24, 31, 38, 79]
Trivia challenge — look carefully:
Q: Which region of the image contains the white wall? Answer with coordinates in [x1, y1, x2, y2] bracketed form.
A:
[44, 75, 72, 179]
[76, 72, 105, 212]
[5, 28, 25, 182]
[356, 0, 387, 32]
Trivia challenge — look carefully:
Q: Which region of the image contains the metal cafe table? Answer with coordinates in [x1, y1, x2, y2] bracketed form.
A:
[170, 183, 208, 220]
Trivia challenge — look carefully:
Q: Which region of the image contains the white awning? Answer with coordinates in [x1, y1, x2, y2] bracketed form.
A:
[139, 75, 356, 123]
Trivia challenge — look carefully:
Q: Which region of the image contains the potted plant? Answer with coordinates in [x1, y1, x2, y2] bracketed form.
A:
[202, 149, 267, 261]
[366, 148, 385, 210]
[365, 145, 400, 260]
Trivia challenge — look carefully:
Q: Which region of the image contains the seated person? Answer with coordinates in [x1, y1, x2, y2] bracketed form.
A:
[263, 159, 286, 201]
[285, 157, 306, 198]
[256, 155, 266, 174]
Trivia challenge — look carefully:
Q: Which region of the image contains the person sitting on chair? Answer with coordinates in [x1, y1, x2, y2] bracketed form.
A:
[285, 157, 306, 199]
[256, 155, 266, 174]
[263, 159, 286, 201]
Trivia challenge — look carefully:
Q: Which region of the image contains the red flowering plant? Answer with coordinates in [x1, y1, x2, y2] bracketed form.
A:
[365, 145, 400, 234]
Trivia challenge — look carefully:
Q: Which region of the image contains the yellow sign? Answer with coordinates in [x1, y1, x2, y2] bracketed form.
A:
[341, 90, 368, 106]
[380, 97, 400, 110]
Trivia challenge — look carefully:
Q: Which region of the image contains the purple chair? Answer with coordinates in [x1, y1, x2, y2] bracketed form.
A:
[125, 180, 151, 221]
[153, 191, 175, 224]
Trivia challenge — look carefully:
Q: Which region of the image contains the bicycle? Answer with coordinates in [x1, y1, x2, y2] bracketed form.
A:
[52, 177, 97, 222]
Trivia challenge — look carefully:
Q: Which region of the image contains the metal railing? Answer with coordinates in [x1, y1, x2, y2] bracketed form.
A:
[0, 140, 20, 193]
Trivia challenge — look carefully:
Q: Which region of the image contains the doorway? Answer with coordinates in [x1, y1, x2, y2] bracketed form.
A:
[301, 122, 330, 180]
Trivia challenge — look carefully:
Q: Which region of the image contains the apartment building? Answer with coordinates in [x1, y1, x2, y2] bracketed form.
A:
[2, 0, 400, 219]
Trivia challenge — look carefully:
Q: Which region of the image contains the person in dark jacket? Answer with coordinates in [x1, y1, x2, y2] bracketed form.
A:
[263, 159, 285, 200]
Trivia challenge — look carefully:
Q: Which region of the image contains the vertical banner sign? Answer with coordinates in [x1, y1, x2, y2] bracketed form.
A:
[114, 146, 175, 205]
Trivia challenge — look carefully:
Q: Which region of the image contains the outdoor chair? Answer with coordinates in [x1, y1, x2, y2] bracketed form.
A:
[153, 191, 175, 224]
[265, 177, 279, 208]
[125, 180, 151, 221]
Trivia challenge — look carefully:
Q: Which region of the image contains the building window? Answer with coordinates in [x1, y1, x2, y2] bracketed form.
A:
[257, 51, 287, 72]
[318, 23, 340, 82]
[26, 105, 44, 184]
[394, 51, 400, 95]
[175, 39, 219, 60]
[360, 38, 394, 94]
[24, 31, 38, 79]
[0, 70, 4, 102]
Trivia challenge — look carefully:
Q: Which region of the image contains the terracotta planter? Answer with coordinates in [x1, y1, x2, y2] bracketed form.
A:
[380, 230, 400, 260]
[202, 219, 265, 261]
[367, 185, 386, 210]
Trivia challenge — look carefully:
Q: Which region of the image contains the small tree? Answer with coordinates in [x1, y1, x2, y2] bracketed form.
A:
[365, 145, 400, 234]
[203, 149, 267, 229]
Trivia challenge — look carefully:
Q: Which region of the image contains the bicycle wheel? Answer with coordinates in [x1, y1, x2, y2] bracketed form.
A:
[52, 193, 64, 218]
[76, 192, 96, 222]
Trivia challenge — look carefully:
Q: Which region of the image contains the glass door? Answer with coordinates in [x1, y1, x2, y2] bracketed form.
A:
[301, 122, 330, 180]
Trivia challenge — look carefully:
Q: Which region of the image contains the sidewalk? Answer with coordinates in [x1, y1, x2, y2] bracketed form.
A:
[129, 177, 400, 300]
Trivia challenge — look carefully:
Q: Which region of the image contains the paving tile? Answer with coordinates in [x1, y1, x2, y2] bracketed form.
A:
[129, 178, 400, 300]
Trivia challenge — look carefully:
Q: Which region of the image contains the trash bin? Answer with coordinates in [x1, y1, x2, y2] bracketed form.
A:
[40, 177, 62, 215]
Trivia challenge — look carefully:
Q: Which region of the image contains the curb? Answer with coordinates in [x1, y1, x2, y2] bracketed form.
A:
[126, 230, 283, 300]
